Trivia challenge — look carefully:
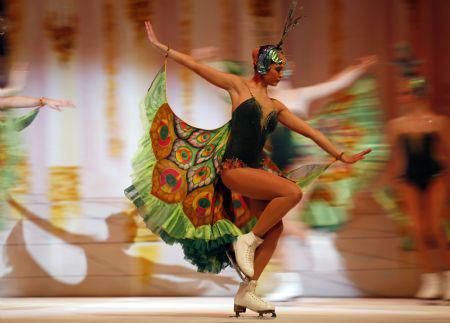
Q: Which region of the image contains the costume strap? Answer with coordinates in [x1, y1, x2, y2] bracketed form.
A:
[243, 82, 254, 98]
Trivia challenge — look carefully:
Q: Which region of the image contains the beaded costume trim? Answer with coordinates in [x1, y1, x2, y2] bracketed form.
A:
[221, 158, 247, 172]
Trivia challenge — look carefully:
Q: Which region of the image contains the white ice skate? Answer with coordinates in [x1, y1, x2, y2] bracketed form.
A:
[233, 232, 263, 278]
[233, 280, 276, 318]
[442, 271, 450, 301]
[415, 272, 442, 299]
[226, 250, 249, 283]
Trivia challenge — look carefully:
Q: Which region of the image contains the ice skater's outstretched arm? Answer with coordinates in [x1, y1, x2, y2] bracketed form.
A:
[144, 21, 245, 99]
[0, 96, 74, 111]
[275, 99, 371, 163]
[297, 55, 377, 102]
[270, 56, 377, 118]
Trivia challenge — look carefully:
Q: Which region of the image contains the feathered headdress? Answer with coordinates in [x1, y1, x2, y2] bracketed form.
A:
[255, 0, 302, 75]
[392, 43, 427, 97]
[276, 0, 303, 49]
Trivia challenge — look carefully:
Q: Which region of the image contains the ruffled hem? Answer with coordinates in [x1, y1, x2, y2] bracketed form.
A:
[126, 183, 256, 273]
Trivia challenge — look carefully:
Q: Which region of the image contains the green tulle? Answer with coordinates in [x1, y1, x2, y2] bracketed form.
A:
[1, 109, 40, 229]
[0, 109, 40, 198]
[287, 162, 334, 188]
[13, 109, 40, 131]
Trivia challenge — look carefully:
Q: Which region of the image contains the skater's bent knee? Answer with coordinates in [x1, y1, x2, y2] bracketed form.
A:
[285, 186, 302, 204]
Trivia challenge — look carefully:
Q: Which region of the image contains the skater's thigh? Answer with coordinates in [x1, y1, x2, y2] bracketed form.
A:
[397, 182, 426, 232]
[221, 167, 301, 201]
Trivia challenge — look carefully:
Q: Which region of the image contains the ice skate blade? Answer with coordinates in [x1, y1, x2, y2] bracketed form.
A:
[232, 305, 276, 319]
[422, 299, 446, 306]
[258, 310, 276, 318]
[232, 305, 246, 317]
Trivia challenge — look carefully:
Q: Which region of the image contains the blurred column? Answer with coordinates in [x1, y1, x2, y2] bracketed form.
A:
[430, 0, 450, 114]
[328, 0, 343, 74]
[246, 0, 276, 45]
[43, 0, 81, 225]
[179, 0, 193, 119]
[103, 0, 122, 158]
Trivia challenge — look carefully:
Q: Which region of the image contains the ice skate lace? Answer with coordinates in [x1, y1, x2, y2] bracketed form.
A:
[244, 244, 255, 263]
[248, 291, 270, 306]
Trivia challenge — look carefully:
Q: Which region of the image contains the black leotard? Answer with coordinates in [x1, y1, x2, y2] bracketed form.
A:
[400, 132, 443, 190]
[222, 95, 278, 168]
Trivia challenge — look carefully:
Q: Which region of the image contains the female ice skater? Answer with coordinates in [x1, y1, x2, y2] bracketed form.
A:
[125, 4, 370, 317]
[386, 45, 449, 300]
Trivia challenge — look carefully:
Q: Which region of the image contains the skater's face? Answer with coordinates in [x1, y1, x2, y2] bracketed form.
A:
[398, 79, 417, 106]
[263, 53, 286, 86]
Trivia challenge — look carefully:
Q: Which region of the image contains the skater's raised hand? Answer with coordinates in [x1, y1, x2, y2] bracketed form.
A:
[142, 20, 240, 93]
[145, 21, 161, 48]
[144, 21, 175, 57]
[338, 148, 372, 164]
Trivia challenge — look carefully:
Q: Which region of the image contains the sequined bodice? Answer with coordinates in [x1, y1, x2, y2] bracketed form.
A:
[222, 97, 278, 167]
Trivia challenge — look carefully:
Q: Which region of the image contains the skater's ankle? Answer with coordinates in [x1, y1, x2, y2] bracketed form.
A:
[251, 230, 263, 239]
